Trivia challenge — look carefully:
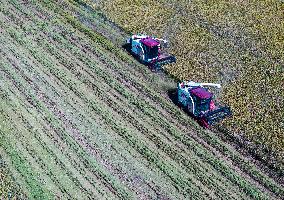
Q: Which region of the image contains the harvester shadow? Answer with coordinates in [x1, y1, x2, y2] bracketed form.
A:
[122, 43, 131, 52]
[167, 88, 179, 107]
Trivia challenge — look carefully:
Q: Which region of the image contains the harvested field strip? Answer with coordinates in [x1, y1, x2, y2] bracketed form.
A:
[0, 50, 116, 198]
[0, 58, 116, 198]
[0, 4, 184, 198]
[0, 61, 134, 196]
[0, 47, 135, 198]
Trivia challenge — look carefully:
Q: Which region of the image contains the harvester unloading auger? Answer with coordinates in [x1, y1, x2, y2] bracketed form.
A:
[125, 34, 176, 71]
[177, 81, 232, 128]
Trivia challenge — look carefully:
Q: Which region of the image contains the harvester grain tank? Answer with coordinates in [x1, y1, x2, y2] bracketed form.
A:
[126, 34, 176, 70]
[177, 81, 232, 128]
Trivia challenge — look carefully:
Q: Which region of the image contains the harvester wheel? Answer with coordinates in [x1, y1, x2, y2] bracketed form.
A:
[149, 63, 155, 72]
[149, 62, 159, 72]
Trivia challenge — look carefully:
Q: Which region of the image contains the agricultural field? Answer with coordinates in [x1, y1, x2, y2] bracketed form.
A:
[0, 0, 284, 199]
[98, 0, 284, 172]
[0, 155, 27, 199]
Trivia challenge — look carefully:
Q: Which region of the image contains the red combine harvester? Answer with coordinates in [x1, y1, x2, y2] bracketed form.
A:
[177, 81, 232, 128]
[125, 34, 176, 70]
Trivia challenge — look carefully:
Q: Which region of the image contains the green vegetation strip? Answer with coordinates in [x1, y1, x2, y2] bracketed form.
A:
[0, 119, 53, 199]
[0, 152, 27, 199]
[0, 35, 118, 199]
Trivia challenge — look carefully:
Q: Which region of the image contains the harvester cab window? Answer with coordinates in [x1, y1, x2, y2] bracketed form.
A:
[193, 96, 211, 115]
[143, 44, 158, 59]
[199, 98, 211, 112]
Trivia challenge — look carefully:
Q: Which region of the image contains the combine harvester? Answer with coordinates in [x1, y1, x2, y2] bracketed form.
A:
[126, 34, 176, 71]
[177, 81, 232, 128]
